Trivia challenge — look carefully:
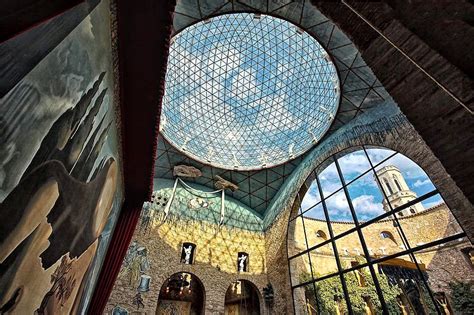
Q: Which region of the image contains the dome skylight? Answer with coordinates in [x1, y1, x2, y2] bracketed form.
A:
[160, 13, 340, 170]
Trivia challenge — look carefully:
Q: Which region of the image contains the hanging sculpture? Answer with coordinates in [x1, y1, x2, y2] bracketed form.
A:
[141, 168, 244, 231]
[214, 175, 239, 191]
[173, 165, 202, 178]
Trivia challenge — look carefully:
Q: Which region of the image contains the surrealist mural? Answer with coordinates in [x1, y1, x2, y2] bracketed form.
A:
[0, 0, 123, 314]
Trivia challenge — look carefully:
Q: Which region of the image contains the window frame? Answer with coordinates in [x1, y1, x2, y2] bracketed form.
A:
[287, 145, 468, 314]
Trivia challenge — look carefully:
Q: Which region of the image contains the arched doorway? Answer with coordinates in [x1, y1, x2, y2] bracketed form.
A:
[224, 280, 260, 315]
[156, 272, 205, 315]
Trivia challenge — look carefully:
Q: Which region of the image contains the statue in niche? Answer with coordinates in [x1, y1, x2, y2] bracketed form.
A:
[237, 252, 248, 272]
[180, 243, 196, 265]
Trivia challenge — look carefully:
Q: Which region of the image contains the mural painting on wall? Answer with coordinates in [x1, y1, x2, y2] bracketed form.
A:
[0, 0, 123, 314]
[116, 240, 151, 310]
[180, 243, 196, 265]
[140, 191, 169, 232]
[118, 241, 151, 287]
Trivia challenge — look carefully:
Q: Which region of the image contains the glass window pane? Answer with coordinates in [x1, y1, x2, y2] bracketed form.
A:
[313, 276, 347, 314]
[303, 202, 326, 221]
[412, 238, 474, 309]
[365, 147, 396, 167]
[304, 205, 330, 249]
[293, 283, 318, 315]
[301, 180, 321, 213]
[318, 161, 343, 198]
[347, 170, 386, 222]
[334, 232, 366, 270]
[372, 265, 410, 314]
[337, 148, 372, 183]
[397, 194, 464, 249]
[325, 190, 355, 229]
[374, 153, 437, 210]
[288, 216, 308, 256]
[361, 225, 406, 259]
[309, 246, 339, 279]
[290, 253, 313, 286]
[376, 263, 438, 314]
[343, 267, 384, 314]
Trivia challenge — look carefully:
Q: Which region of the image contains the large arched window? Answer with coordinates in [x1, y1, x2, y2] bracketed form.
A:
[288, 146, 471, 315]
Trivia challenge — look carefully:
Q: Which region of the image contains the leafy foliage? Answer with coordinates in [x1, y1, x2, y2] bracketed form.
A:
[449, 281, 474, 314]
[299, 268, 403, 314]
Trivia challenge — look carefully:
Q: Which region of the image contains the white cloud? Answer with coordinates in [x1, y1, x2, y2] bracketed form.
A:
[205, 44, 242, 77]
[375, 153, 427, 180]
[324, 190, 351, 220]
[413, 179, 431, 187]
[352, 195, 384, 216]
[301, 186, 321, 210]
[230, 68, 259, 100]
[338, 151, 371, 175]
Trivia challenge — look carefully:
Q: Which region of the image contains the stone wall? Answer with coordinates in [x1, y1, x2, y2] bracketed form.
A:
[106, 219, 268, 314]
[264, 210, 294, 314]
[292, 203, 464, 259]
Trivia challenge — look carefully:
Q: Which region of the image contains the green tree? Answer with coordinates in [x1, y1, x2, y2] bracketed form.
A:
[299, 268, 403, 314]
[449, 281, 474, 314]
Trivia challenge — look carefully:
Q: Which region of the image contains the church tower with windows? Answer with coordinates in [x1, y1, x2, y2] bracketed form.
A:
[375, 165, 424, 216]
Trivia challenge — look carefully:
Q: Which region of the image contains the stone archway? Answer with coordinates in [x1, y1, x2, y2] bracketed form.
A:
[156, 272, 205, 315]
[224, 279, 261, 315]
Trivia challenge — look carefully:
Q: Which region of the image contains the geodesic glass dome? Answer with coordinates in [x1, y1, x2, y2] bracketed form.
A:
[160, 13, 340, 170]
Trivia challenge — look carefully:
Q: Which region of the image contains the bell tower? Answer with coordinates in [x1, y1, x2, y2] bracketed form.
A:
[375, 165, 424, 216]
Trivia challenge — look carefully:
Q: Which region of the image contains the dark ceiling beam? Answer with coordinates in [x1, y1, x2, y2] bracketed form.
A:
[0, 0, 85, 43]
[312, 0, 474, 207]
[88, 0, 176, 313]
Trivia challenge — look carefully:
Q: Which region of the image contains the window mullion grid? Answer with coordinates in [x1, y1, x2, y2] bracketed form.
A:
[362, 146, 442, 313]
[287, 181, 440, 261]
[290, 191, 320, 314]
[298, 150, 399, 218]
[334, 156, 389, 314]
[315, 173, 354, 315]
[298, 189, 323, 314]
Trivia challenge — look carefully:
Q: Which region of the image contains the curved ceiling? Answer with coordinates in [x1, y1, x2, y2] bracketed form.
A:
[155, 0, 391, 215]
[161, 13, 339, 170]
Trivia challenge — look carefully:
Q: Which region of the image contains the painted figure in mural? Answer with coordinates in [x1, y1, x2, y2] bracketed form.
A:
[0, 1, 122, 313]
[183, 245, 193, 264]
[119, 243, 150, 286]
[238, 254, 247, 272]
[0, 72, 118, 314]
[132, 292, 145, 310]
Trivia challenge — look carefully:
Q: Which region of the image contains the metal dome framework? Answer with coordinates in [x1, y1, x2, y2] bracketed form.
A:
[160, 13, 340, 170]
[155, 0, 390, 215]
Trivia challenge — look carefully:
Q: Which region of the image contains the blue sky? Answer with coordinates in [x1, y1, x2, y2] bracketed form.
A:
[161, 13, 339, 169]
[301, 148, 442, 222]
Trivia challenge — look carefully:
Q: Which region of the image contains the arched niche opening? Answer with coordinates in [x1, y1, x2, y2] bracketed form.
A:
[224, 279, 261, 315]
[287, 146, 470, 315]
[156, 272, 205, 315]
